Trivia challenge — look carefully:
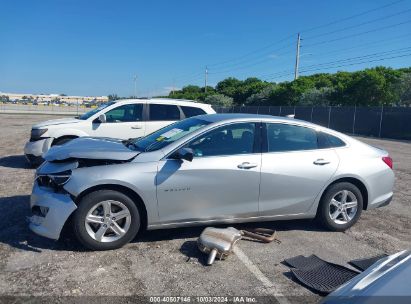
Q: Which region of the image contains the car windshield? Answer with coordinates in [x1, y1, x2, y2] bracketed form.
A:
[131, 117, 211, 152]
[78, 102, 115, 120]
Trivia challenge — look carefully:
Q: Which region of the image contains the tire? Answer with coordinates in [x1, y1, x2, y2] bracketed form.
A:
[316, 182, 363, 231]
[73, 190, 140, 250]
[52, 136, 76, 146]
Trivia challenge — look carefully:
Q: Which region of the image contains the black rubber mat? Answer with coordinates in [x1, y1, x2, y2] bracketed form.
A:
[349, 254, 388, 271]
[284, 255, 360, 294]
[291, 263, 359, 294]
[284, 254, 325, 270]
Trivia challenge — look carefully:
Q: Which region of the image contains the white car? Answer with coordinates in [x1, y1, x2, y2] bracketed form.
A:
[24, 98, 215, 165]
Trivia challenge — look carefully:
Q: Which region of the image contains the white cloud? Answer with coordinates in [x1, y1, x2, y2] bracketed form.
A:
[163, 86, 181, 94]
[268, 53, 279, 59]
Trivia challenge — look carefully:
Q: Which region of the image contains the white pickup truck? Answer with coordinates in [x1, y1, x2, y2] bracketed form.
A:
[24, 98, 215, 165]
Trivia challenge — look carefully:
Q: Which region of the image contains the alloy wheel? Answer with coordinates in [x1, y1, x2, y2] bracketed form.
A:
[84, 200, 131, 242]
[328, 190, 358, 225]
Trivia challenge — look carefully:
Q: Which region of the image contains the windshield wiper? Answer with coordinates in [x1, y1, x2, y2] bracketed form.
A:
[144, 140, 164, 152]
[122, 138, 141, 151]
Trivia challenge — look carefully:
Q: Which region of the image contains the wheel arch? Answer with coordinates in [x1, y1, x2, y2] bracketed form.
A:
[322, 177, 369, 210]
[52, 135, 79, 146]
[50, 128, 89, 142]
[74, 184, 148, 230]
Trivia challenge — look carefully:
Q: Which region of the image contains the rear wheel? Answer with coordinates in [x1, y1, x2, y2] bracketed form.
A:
[317, 182, 363, 231]
[73, 190, 140, 250]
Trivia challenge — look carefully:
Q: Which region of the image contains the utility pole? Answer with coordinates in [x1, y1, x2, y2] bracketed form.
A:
[133, 75, 138, 98]
[294, 33, 301, 80]
[205, 66, 208, 93]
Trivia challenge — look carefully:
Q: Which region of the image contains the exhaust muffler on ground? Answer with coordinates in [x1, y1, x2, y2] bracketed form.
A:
[197, 227, 279, 265]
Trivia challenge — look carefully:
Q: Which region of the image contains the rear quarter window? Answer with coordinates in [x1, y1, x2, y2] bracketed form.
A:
[318, 132, 346, 148]
[181, 106, 206, 118]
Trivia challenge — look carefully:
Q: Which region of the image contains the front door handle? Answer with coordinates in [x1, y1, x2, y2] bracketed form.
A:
[131, 125, 143, 129]
[238, 162, 258, 169]
[313, 159, 330, 165]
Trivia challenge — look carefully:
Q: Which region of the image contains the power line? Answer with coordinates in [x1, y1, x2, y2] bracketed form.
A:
[209, 43, 410, 81]
[305, 32, 411, 59]
[260, 49, 411, 81]
[304, 8, 411, 41]
[299, 53, 411, 74]
[300, 0, 406, 34]
[173, 0, 409, 87]
[209, 22, 411, 77]
[300, 46, 411, 70]
[205, 7, 411, 77]
[208, 42, 294, 74]
[207, 35, 295, 68]
[304, 19, 411, 47]
[206, 0, 406, 69]
[208, 49, 294, 76]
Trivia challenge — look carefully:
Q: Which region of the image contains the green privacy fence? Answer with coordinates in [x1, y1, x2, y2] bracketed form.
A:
[213, 106, 411, 140]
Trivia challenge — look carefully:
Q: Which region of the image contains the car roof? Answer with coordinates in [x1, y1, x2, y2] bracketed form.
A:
[113, 98, 212, 108]
[195, 113, 318, 126]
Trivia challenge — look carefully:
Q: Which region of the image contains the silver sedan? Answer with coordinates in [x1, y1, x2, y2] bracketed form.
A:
[29, 114, 394, 250]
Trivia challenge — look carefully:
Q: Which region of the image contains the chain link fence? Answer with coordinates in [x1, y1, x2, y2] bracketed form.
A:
[0, 103, 89, 115]
[213, 106, 411, 140]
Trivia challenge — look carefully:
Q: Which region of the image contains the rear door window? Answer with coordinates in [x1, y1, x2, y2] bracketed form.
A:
[149, 104, 181, 121]
[266, 123, 318, 152]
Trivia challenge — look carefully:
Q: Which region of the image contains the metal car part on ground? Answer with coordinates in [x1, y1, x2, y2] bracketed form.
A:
[197, 227, 278, 265]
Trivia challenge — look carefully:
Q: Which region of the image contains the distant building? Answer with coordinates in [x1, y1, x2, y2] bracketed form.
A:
[0, 92, 108, 104]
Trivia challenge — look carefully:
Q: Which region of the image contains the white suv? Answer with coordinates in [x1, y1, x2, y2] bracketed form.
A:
[24, 98, 215, 165]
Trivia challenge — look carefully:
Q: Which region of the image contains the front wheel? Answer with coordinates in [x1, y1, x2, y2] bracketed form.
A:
[316, 182, 363, 231]
[73, 190, 140, 250]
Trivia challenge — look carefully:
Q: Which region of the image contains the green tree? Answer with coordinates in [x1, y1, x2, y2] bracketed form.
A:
[298, 87, 335, 106]
[246, 83, 277, 105]
[204, 94, 234, 107]
[398, 73, 411, 105]
[166, 66, 410, 107]
[346, 67, 402, 106]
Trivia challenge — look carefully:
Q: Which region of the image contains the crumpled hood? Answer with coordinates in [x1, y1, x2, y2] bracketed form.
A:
[44, 137, 139, 162]
[33, 117, 81, 128]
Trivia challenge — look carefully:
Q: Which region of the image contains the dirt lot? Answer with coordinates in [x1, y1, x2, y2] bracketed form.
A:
[0, 114, 410, 303]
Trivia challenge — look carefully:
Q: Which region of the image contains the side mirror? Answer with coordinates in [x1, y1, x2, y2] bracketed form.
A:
[171, 148, 194, 162]
[98, 113, 107, 123]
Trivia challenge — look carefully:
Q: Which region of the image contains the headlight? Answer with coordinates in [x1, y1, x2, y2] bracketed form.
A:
[30, 128, 48, 141]
[36, 170, 71, 188]
[49, 173, 71, 186]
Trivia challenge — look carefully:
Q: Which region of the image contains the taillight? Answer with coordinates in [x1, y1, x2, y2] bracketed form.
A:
[382, 156, 393, 169]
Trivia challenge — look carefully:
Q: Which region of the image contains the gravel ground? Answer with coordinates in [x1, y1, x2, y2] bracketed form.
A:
[0, 114, 410, 303]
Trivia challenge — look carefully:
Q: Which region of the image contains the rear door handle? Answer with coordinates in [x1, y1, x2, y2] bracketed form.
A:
[237, 162, 258, 169]
[131, 125, 143, 129]
[313, 159, 330, 165]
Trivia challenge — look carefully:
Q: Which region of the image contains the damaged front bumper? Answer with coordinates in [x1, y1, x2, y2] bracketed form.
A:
[29, 182, 77, 240]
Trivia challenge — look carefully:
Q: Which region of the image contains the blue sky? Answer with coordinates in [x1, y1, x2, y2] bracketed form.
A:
[1, 0, 410, 97]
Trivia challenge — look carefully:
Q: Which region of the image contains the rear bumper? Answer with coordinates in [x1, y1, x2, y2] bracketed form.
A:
[29, 183, 77, 240]
[368, 192, 393, 210]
